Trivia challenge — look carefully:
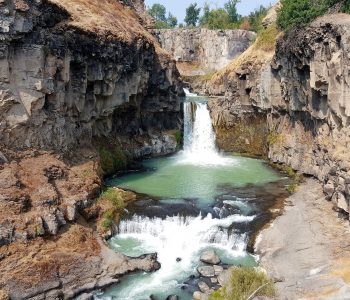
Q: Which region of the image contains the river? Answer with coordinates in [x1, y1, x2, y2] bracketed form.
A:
[96, 92, 288, 300]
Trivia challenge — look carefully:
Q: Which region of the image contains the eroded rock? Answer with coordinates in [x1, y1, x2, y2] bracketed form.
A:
[200, 250, 221, 265]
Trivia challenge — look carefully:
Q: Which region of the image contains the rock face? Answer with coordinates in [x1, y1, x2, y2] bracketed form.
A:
[155, 28, 256, 76]
[0, 224, 161, 299]
[0, 1, 184, 298]
[0, 0, 183, 152]
[207, 13, 350, 217]
[200, 250, 221, 265]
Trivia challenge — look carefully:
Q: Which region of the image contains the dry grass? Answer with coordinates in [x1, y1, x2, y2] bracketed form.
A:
[48, 0, 159, 46]
[210, 25, 280, 86]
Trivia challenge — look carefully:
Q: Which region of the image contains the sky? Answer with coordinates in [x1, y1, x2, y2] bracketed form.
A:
[145, 0, 277, 23]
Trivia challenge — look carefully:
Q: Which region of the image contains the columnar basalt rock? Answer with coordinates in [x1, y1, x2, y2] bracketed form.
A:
[154, 28, 256, 76]
[0, 1, 183, 297]
[208, 14, 350, 217]
[0, 0, 184, 152]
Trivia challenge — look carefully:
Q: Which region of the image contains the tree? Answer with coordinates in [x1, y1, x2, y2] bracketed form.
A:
[148, 3, 167, 22]
[206, 9, 231, 29]
[167, 12, 178, 28]
[185, 3, 201, 27]
[147, 3, 178, 29]
[199, 2, 211, 26]
[224, 0, 241, 23]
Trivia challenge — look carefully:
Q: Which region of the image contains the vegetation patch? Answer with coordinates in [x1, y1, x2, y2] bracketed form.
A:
[99, 188, 125, 210]
[287, 183, 299, 193]
[210, 267, 275, 300]
[277, 0, 350, 31]
[101, 210, 114, 229]
[97, 187, 136, 231]
[254, 24, 279, 52]
[99, 146, 129, 176]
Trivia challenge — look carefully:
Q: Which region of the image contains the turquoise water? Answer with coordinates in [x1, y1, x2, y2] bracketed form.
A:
[97, 98, 285, 300]
[108, 154, 281, 205]
[98, 154, 283, 300]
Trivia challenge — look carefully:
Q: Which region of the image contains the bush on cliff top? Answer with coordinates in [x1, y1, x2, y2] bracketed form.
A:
[210, 267, 275, 300]
[277, 0, 349, 31]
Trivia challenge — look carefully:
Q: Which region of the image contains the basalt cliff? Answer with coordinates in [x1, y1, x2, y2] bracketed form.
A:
[205, 13, 350, 220]
[0, 0, 182, 298]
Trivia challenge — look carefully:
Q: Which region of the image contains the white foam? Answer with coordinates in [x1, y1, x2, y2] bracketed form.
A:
[180, 101, 237, 166]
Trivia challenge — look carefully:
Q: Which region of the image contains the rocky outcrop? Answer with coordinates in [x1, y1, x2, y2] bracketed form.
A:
[207, 13, 350, 218]
[0, 0, 184, 243]
[154, 28, 256, 76]
[0, 224, 161, 299]
[0, 0, 183, 298]
[0, 0, 183, 152]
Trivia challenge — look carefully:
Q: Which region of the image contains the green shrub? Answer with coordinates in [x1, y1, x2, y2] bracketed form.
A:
[210, 267, 275, 300]
[101, 210, 114, 229]
[99, 188, 125, 210]
[255, 24, 279, 51]
[277, 0, 348, 31]
[287, 183, 299, 193]
[99, 147, 129, 175]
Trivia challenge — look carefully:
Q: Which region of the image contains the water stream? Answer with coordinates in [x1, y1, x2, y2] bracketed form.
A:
[96, 92, 287, 300]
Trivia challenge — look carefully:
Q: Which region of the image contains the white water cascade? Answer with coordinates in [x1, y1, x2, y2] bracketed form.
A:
[178, 99, 235, 166]
[105, 213, 254, 299]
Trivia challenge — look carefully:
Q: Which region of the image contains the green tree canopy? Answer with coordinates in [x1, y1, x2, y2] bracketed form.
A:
[148, 3, 167, 22]
[199, 2, 211, 26]
[185, 3, 201, 27]
[147, 3, 178, 29]
[224, 0, 241, 23]
[167, 12, 178, 28]
[277, 0, 350, 31]
[205, 9, 231, 29]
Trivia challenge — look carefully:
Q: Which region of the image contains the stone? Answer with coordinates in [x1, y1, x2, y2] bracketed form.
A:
[198, 281, 210, 294]
[213, 265, 224, 275]
[197, 266, 215, 277]
[0, 152, 8, 164]
[166, 295, 178, 300]
[193, 291, 202, 300]
[176, 257, 182, 262]
[335, 192, 349, 213]
[210, 277, 218, 284]
[324, 181, 335, 199]
[200, 250, 221, 265]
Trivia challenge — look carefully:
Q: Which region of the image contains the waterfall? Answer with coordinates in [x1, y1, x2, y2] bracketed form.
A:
[179, 99, 235, 166]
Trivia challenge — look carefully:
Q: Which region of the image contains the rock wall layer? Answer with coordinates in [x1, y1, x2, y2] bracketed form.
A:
[154, 28, 256, 76]
[0, 0, 184, 153]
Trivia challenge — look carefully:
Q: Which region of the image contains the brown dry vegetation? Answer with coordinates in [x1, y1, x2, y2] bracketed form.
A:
[48, 0, 169, 58]
[49, 0, 150, 42]
[210, 25, 280, 86]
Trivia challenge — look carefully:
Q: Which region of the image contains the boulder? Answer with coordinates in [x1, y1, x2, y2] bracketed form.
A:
[213, 265, 224, 275]
[197, 266, 215, 277]
[198, 281, 210, 294]
[166, 295, 178, 300]
[200, 250, 221, 265]
[193, 291, 202, 300]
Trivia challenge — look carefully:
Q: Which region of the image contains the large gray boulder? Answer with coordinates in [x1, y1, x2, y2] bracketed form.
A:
[200, 250, 221, 265]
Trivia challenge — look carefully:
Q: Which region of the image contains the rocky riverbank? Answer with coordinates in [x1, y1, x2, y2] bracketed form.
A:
[256, 179, 350, 299]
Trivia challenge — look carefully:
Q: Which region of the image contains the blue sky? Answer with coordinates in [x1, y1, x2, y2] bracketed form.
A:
[145, 0, 277, 23]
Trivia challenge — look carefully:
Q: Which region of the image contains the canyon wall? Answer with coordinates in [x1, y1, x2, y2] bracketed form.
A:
[0, 0, 184, 298]
[0, 0, 185, 244]
[154, 28, 256, 76]
[208, 14, 350, 218]
[0, 0, 183, 154]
